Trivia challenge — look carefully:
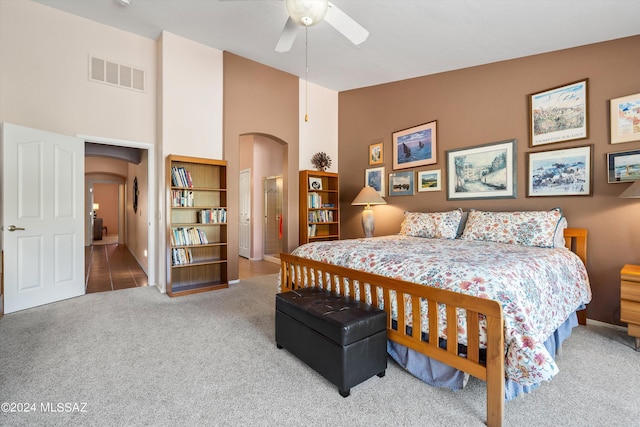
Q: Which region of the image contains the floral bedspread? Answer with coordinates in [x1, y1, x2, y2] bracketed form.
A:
[289, 235, 591, 386]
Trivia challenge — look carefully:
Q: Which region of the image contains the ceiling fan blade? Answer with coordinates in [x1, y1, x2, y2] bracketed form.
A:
[275, 17, 299, 52]
[324, 2, 369, 45]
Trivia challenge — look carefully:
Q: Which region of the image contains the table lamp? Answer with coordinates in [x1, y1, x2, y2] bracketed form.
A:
[351, 186, 387, 238]
[93, 203, 99, 219]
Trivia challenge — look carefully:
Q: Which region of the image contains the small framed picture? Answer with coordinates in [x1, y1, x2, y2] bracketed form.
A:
[389, 171, 415, 196]
[527, 144, 593, 197]
[529, 79, 588, 147]
[365, 166, 385, 196]
[417, 169, 442, 192]
[308, 177, 322, 190]
[392, 120, 437, 170]
[368, 141, 383, 165]
[610, 92, 640, 144]
[607, 149, 640, 183]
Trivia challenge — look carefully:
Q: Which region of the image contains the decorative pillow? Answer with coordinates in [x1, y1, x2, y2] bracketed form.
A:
[399, 209, 463, 239]
[554, 216, 568, 248]
[460, 208, 563, 248]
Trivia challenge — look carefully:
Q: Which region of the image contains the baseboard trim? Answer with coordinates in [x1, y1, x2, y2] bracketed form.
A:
[586, 318, 627, 333]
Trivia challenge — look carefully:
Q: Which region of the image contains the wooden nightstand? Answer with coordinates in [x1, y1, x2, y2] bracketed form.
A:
[620, 264, 640, 351]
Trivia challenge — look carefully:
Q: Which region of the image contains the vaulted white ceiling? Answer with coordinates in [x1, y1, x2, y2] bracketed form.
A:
[33, 0, 640, 91]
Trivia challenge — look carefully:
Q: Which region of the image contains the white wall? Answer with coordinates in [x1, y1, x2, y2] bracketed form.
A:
[159, 31, 223, 159]
[0, 0, 156, 143]
[299, 81, 339, 173]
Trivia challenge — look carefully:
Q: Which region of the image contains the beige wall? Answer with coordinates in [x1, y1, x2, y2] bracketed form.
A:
[224, 52, 300, 281]
[338, 35, 640, 325]
[93, 183, 119, 235]
[127, 151, 149, 272]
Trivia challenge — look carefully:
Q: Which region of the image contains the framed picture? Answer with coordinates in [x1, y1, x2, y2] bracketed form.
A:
[368, 141, 383, 165]
[446, 139, 517, 200]
[417, 169, 441, 192]
[308, 177, 322, 190]
[365, 166, 385, 196]
[527, 144, 593, 197]
[610, 92, 640, 144]
[392, 120, 437, 170]
[607, 149, 640, 183]
[529, 79, 588, 147]
[388, 171, 414, 196]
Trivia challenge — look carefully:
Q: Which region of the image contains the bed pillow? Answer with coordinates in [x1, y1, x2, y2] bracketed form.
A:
[554, 216, 568, 248]
[399, 209, 462, 239]
[460, 208, 563, 248]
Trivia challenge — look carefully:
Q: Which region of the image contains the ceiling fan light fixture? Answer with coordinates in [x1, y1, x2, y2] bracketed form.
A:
[286, 0, 328, 27]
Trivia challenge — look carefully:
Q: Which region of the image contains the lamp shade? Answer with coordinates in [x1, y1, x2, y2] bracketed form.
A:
[351, 186, 386, 207]
[620, 179, 640, 198]
[286, 0, 329, 26]
[93, 203, 100, 210]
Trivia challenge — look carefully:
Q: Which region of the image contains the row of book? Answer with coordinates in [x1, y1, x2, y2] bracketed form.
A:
[171, 227, 209, 247]
[171, 166, 193, 188]
[171, 248, 193, 266]
[308, 192, 322, 208]
[308, 209, 334, 223]
[170, 189, 194, 207]
[197, 208, 227, 224]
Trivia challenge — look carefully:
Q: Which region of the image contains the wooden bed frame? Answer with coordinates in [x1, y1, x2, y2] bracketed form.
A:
[279, 228, 587, 427]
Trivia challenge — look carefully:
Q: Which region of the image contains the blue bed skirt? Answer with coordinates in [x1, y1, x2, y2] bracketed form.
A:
[387, 311, 579, 400]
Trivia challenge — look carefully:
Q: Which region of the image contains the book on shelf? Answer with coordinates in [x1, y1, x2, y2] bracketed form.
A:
[171, 227, 208, 246]
[308, 192, 323, 208]
[171, 189, 194, 207]
[171, 166, 194, 188]
[197, 208, 227, 224]
[308, 224, 317, 237]
[307, 209, 334, 223]
[171, 247, 193, 266]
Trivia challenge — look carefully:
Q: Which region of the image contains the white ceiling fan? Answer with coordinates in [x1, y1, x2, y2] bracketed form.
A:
[275, 0, 369, 52]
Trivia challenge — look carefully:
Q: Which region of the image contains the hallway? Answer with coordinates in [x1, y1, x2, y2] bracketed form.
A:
[85, 244, 148, 293]
[85, 244, 280, 294]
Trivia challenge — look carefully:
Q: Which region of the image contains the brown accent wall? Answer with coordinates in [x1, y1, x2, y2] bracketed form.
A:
[338, 35, 640, 325]
[223, 52, 300, 281]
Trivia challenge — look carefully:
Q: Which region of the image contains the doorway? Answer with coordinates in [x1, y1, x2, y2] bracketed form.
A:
[263, 176, 283, 263]
[81, 135, 156, 291]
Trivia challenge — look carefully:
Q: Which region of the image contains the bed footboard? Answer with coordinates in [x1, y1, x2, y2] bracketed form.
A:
[280, 253, 505, 427]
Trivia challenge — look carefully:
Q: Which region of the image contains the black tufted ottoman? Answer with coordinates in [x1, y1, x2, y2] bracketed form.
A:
[275, 286, 387, 397]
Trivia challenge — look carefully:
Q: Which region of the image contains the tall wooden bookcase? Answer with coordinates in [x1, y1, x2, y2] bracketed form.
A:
[166, 155, 228, 297]
[299, 170, 340, 245]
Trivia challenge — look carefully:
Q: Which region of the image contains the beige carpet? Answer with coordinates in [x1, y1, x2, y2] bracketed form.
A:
[0, 274, 638, 426]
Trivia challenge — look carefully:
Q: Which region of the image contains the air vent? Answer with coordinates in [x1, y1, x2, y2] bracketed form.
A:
[89, 55, 145, 92]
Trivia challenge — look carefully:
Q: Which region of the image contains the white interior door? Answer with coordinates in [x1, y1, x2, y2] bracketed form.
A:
[2, 123, 85, 313]
[239, 168, 251, 258]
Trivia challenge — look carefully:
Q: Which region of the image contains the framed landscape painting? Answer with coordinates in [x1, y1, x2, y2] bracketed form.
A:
[392, 121, 437, 170]
[607, 149, 640, 183]
[529, 79, 588, 147]
[388, 171, 414, 196]
[417, 169, 441, 192]
[446, 139, 517, 200]
[527, 145, 593, 197]
[610, 92, 640, 144]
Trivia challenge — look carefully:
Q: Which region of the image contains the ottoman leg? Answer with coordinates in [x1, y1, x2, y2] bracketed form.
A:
[339, 388, 350, 398]
[276, 343, 283, 349]
[377, 370, 386, 378]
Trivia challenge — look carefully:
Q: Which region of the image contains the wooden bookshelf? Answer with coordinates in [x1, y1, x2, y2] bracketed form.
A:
[166, 155, 228, 297]
[299, 170, 340, 245]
